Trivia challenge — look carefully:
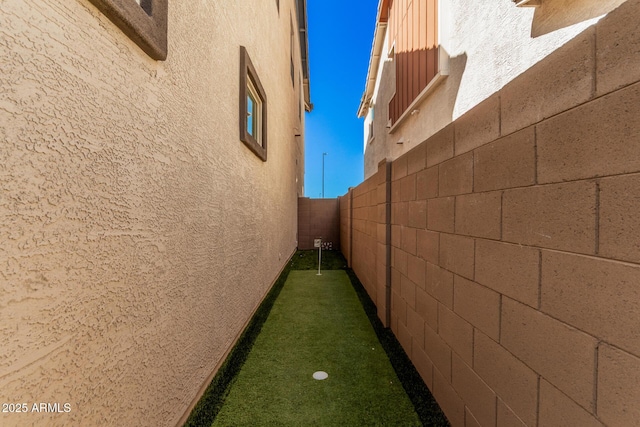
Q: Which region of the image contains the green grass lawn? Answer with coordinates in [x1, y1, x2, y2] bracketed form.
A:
[288, 249, 348, 271]
[212, 270, 421, 426]
[185, 251, 448, 426]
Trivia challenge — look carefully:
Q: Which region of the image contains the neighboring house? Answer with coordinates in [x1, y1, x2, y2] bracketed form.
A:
[358, 0, 626, 178]
[0, 1, 310, 426]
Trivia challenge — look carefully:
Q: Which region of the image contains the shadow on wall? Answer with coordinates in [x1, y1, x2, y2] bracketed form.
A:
[390, 51, 467, 162]
[363, 43, 467, 179]
[389, 46, 439, 125]
[376, 53, 467, 166]
[388, 47, 468, 128]
[531, 0, 627, 37]
[442, 52, 467, 121]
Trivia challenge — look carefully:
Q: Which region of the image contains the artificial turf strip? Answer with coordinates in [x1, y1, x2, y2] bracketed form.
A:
[288, 249, 348, 271]
[344, 268, 450, 427]
[184, 250, 449, 426]
[211, 270, 422, 426]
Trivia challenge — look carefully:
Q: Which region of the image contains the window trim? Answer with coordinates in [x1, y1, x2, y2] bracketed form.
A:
[246, 77, 262, 143]
[87, 0, 168, 60]
[239, 46, 268, 162]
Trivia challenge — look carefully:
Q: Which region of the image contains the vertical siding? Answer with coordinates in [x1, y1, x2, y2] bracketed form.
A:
[388, 0, 438, 125]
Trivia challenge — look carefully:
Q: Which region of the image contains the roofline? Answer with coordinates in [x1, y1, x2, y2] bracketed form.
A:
[298, 0, 313, 111]
[357, 0, 389, 118]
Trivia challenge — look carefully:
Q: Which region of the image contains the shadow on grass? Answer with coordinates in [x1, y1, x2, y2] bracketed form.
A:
[344, 267, 450, 427]
[184, 250, 449, 427]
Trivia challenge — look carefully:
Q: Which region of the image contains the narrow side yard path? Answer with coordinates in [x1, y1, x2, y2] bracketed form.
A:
[185, 251, 448, 426]
[212, 269, 421, 426]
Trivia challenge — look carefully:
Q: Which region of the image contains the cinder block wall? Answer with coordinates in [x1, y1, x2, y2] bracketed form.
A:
[339, 193, 352, 266]
[340, 1, 640, 425]
[298, 198, 340, 250]
[341, 162, 391, 318]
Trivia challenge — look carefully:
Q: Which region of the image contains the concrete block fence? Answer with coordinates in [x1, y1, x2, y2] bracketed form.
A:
[298, 197, 340, 250]
[338, 1, 640, 425]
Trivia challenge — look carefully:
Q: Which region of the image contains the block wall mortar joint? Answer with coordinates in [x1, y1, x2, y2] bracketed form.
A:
[452, 122, 457, 156]
[498, 94, 502, 138]
[494, 395, 499, 427]
[533, 125, 538, 185]
[537, 250, 542, 310]
[453, 196, 457, 233]
[449, 347, 454, 383]
[536, 375, 541, 427]
[472, 238, 476, 281]
[498, 294, 503, 344]
[386, 167, 393, 328]
[593, 341, 600, 415]
[500, 192, 504, 241]
[471, 151, 475, 193]
[471, 327, 476, 369]
[595, 180, 600, 255]
[592, 26, 598, 99]
[436, 301, 441, 335]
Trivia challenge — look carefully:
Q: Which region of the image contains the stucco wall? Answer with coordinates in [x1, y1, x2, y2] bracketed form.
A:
[363, 0, 626, 178]
[0, 1, 306, 426]
[344, 0, 640, 425]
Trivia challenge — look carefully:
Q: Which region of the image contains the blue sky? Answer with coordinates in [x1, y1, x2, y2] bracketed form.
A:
[304, 1, 378, 198]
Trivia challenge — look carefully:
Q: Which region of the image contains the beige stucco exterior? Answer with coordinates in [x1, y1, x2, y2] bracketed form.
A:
[0, 1, 308, 426]
[360, 0, 626, 178]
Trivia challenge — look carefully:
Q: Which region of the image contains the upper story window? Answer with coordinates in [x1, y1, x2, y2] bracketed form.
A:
[88, 0, 168, 60]
[239, 46, 268, 161]
[246, 77, 262, 142]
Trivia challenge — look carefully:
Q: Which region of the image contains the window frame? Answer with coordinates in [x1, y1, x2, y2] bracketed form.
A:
[87, 0, 168, 60]
[246, 77, 262, 143]
[239, 46, 268, 162]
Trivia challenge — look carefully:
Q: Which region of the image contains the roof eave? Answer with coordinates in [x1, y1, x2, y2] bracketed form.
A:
[357, 0, 389, 118]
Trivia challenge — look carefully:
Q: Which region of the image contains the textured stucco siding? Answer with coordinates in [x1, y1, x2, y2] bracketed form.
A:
[0, 1, 305, 426]
[363, 0, 626, 178]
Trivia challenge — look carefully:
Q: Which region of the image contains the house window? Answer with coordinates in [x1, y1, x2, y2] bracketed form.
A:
[87, 0, 168, 60]
[246, 77, 262, 141]
[239, 46, 268, 161]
